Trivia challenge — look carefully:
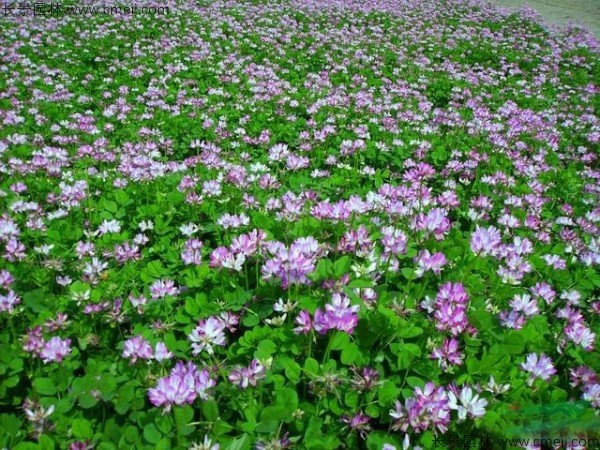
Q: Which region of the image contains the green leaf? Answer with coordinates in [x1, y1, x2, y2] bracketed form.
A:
[174, 405, 195, 436]
[551, 388, 568, 403]
[38, 435, 55, 449]
[123, 426, 139, 444]
[333, 256, 351, 277]
[78, 393, 99, 409]
[396, 326, 423, 339]
[12, 444, 39, 450]
[184, 298, 200, 316]
[311, 259, 333, 281]
[348, 279, 373, 289]
[225, 434, 251, 450]
[304, 357, 319, 376]
[242, 314, 260, 327]
[499, 333, 524, 355]
[329, 332, 350, 351]
[341, 342, 362, 365]
[260, 406, 289, 422]
[143, 424, 162, 444]
[406, 376, 425, 389]
[103, 200, 118, 213]
[201, 400, 219, 422]
[156, 438, 171, 450]
[255, 339, 277, 359]
[146, 261, 165, 279]
[278, 356, 301, 383]
[377, 380, 400, 406]
[71, 418, 93, 439]
[391, 343, 421, 370]
[401, 267, 415, 280]
[33, 378, 56, 396]
[275, 388, 299, 413]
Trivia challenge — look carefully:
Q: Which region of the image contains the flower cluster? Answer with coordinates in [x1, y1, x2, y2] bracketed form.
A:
[294, 293, 360, 335]
[432, 283, 475, 336]
[148, 361, 216, 411]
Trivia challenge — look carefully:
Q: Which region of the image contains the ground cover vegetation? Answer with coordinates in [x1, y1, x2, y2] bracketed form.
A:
[0, 0, 599, 448]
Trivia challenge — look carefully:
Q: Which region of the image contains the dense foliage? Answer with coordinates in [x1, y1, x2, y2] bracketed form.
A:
[0, 0, 599, 448]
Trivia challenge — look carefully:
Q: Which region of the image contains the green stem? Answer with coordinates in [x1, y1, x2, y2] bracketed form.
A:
[322, 331, 335, 364]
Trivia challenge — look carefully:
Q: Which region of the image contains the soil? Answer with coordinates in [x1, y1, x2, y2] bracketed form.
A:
[489, 0, 600, 38]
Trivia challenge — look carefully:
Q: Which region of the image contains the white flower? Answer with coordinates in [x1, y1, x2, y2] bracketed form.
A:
[273, 298, 297, 313]
[265, 314, 287, 326]
[180, 223, 199, 236]
[33, 244, 54, 255]
[448, 386, 488, 421]
[154, 342, 173, 362]
[484, 376, 510, 395]
[138, 220, 154, 232]
[98, 219, 121, 235]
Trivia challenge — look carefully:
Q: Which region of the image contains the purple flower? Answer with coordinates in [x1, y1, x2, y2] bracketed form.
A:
[149, 279, 178, 300]
[470, 225, 501, 257]
[521, 353, 556, 386]
[228, 359, 267, 389]
[583, 384, 600, 408]
[0, 290, 20, 313]
[23, 326, 44, 355]
[154, 342, 173, 362]
[40, 337, 71, 363]
[341, 411, 371, 438]
[4, 238, 26, 261]
[210, 246, 245, 271]
[293, 310, 312, 334]
[148, 361, 215, 411]
[261, 237, 321, 288]
[188, 316, 227, 356]
[565, 322, 595, 351]
[530, 282, 556, 305]
[390, 382, 450, 434]
[433, 283, 473, 336]
[122, 336, 153, 363]
[431, 338, 464, 371]
[380, 226, 408, 256]
[569, 366, 597, 388]
[181, 239, 203, 265]
[350, 367, 380, 391]
[414, 250, 447, 277]
[0, 269, 14, 289]
[313, 293, 360, 335]
[413, 208, 451, 240]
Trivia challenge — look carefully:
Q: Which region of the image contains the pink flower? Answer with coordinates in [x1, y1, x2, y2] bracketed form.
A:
[470, 225, 501, 256]
[181, 239, 203, 265]
[149, 279, 178, 300]
[431, 338, 464, 371]
[40, 337, 71, 363]
[414, 250, 447, 277]
[565, 323, 595, 351]
[148, 361, 215, 412]
[293, 311, 312, 334]
[390, 382, 450, 434]
[313, 293, 360, 335]
[122, 336, 153, 363]
[228, 359, 267, 389]
[0, 290, 20, 313]
[188, 316, 227, 356]
[521, 353, 556, 386]
[583, 384, 600, 408]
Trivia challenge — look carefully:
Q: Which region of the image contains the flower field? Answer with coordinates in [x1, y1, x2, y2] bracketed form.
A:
[1, 0, 599, 448]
